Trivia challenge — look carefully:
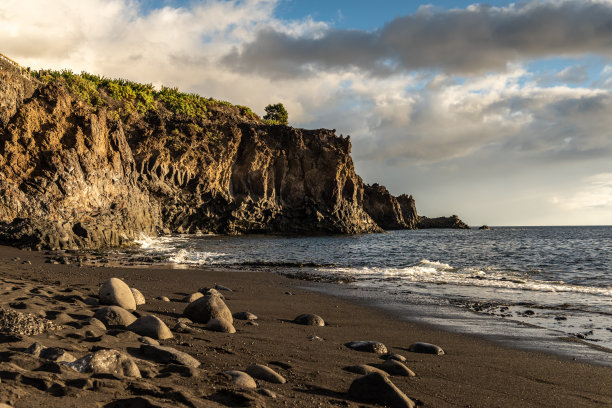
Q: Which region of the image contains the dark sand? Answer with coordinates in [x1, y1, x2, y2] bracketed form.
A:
[0, 244, 610, 407]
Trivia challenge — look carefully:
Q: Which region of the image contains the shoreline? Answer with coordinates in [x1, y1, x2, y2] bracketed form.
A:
[0, 244, 611, 407]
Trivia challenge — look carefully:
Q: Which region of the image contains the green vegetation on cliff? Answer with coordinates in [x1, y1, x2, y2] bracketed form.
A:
[31, 69, 260, 122]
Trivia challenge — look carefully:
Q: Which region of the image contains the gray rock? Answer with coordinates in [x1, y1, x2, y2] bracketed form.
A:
[344, 365, 389, 376]
[183, 294, 232, 324]
[380, 353, 407, 362]
[127, 315, 173, 340]
[40, 347, 76, 363]
[348, 372, 415, 408]
[205, 318, 236, 333]
[130, 288, 146, 305]
[140, 344, 201, 368]
[245, 364, 286, 384]
[293, 313, 325, 326]
[182, 292, 203, 303]
[224, 370, 257, 389]
[99, 278, 136, 310]
[67, 349, 141, 378]
[214, 284, 233, 292]
[408, 342, 445, 355]
[345, 341, 388, 354]
[138, 336, 160, 346]
[25, 342, 44, 357]
[233, 311, 258, 321]
[94, 306, 137, 329]
[380, 359, 416, 377]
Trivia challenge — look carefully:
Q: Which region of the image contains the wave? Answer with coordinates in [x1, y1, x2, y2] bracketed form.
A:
[319, 259, 612, 297]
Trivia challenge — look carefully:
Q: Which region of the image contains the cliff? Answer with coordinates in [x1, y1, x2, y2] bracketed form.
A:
[0, 63, 381, 249]
[418, 215, 470, 229]
[362, 184, 419, 230]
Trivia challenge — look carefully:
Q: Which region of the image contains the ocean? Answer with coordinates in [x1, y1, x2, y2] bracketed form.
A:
[122, 226, 611, 365]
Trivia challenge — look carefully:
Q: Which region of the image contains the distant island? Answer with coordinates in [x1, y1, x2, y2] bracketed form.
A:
[0, 54, 468, 250]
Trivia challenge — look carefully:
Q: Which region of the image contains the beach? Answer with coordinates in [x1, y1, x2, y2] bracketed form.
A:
[0, 244, 611, 407]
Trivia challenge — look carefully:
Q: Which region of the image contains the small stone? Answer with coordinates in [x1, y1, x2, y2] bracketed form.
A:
[308, 335, 323, 341]
[205, 318, 236, 333]
[380, 353, 407, 362]
[130, 288, 146, 305]
[94, 306, 136, 329]
[524, 310, 535, 316]
[245, 364, 286, 384]
[40, 347, 76, 363]
[25, 342, 45, 357]
[408, 342, 445, 355]
[344, 365, 389, 376]
[348, 372, 415, 408]
[66, 349, 140, 378]
[182, 292, 203, 303]
[138, 336, 160, 346]
[183, 294, 233, 324]
[99, 278, 136, 310]
[233, 311, 258, 321]
[246, 321, 259, 326]
[140, 345, 201, 368]
[127, 315, 173, 340]
[214, 284, 233, 292]
[293, 313, 325, 326]
[345, 341, 388, 354]
[380, 359, 416, 377]
[157, 296, 171, 302]
[225, 370, 257, 389]
[257, 388, 277, 398]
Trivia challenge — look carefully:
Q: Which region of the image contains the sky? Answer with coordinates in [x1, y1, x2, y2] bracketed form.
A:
[1, 0, 612, 226]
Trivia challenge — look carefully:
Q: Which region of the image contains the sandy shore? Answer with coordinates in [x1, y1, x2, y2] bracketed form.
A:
[0, 244, 611, 407]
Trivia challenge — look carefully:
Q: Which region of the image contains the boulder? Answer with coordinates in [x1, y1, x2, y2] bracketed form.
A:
[25, 342, 44, 357]
[380, 353, 407, 362]
[345, 341, 388, 354]
[39, 347, 76, 363]
[131, 288, 146, 305]
[182, 292, 203, 303]
[379, 359, 416, 377]
[348, 372, 415, 408]
[233, 311, 258, 321]
[344, 365, 389, 377]
[183, 294, 232, 324]
[225, 370, 257, 389]
[138, 336, 160, 346]
[140, 344, 201, 368]
[127, 315, 173, 340]
[205, 318, 236, 333]
[293, 313, 325, 326]
[408, 342, 445, 355]
[85, 317, 107, 331]
[67, 349, 141, 378]
[99, 278, 137, 310]
[245, 364, 286, 384]
[94, 306, 137, 329]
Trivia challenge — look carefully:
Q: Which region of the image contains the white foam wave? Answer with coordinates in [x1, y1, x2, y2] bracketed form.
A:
[319, 262, 612, 297]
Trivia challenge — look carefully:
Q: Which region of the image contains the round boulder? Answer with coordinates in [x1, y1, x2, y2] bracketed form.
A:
[183, 294, 232, 324]
[245, 364, 286, 384]
[380, 359, 416, 377]
[127, 315, 173, 340]
[408, 342, 445, 355]
[293, 313, 325, 326]
[345, 341, 388, 354]
[99, 278, 136, 310]
[131, 288, 146, 306]
[94, 306, 137, 329]
[183, 292, 204, 303]
[233, 311, 258, 321]
[348, 372, 415, 408]
[225, 370, 257, 389]
[205, 318, 236, 333]
[67, 349, 141, 378]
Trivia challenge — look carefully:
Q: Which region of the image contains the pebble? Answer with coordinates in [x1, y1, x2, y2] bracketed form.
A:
[293, 313, 325, 326]
[233, 311, 258, 321]
[257, 388, 277, 398]
[214, 284, 233, 292]
[408, 342, 445, 355]
[345, 341, 388, 354]
[245, 364, 286, 384]
[157, 296, 171, 302]
[224, 370, 257, 389]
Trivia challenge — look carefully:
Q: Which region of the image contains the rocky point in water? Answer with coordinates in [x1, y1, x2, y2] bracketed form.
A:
[0, 56, 465, 249]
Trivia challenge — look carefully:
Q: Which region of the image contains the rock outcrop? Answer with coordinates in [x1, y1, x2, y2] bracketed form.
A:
[418, 215, 470, 229]
[0, 63, 381, 249]
[363, 184, 409, 230]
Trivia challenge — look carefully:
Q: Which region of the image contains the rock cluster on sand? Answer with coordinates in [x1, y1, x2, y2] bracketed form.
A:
[0, 307, 59, 335]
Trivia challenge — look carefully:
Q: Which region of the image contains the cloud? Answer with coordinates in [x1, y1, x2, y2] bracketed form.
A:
[555, 65, 589, 83]
[551, 173, 612, 210]
[223, 0, 612, 77]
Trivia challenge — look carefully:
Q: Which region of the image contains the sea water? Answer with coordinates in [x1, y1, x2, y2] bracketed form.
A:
[127, 226, 611, 364]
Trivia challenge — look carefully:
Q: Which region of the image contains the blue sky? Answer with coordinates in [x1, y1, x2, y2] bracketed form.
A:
[3, 0, 612, 225]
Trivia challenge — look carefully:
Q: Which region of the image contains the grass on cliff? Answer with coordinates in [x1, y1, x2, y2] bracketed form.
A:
[31, 69, 259, 122]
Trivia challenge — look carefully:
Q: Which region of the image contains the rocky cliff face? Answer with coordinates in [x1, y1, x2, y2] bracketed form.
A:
[362, 184, 416, 230]
[0, 66, 380, 249]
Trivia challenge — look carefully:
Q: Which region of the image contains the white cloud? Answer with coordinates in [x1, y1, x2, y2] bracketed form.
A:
[551, 173, 612, 210]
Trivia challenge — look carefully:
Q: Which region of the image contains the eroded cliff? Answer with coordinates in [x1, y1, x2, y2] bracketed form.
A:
[0, 64, 380, 249]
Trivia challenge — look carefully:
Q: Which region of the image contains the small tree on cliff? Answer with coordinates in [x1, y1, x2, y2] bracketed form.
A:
[263, 103, 288, 125]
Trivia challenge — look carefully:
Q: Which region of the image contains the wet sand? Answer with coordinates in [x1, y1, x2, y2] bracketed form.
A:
[0, 244, 611, 407]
